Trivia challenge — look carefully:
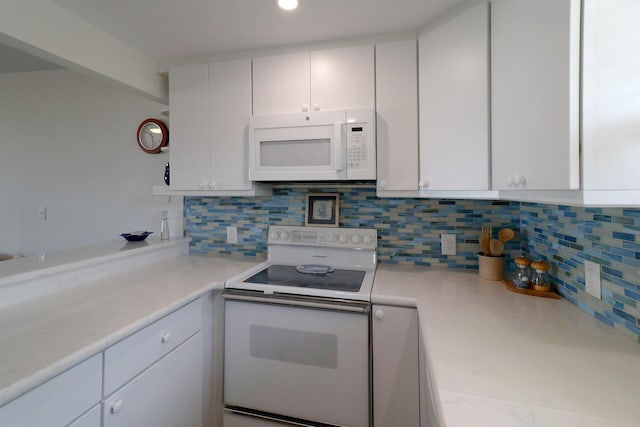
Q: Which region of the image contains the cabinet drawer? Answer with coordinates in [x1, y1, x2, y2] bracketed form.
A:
[0, 353, 102, 427]
[104, 298, 202, 395]
[103, 333, 203, 427]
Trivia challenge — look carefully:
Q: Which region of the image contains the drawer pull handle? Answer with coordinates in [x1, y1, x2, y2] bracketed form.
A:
[111, 399, 124, 414]
[374, 309, 385, 320]
[161, 332, 171, 343]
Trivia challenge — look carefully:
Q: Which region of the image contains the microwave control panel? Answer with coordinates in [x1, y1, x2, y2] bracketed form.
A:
[346, 124, 368, 170]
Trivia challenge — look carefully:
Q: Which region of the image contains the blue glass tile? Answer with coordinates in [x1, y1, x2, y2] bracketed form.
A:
[595, 311, 615, 328]
[613, 307, 637, 323]
[624, 289, 640, 302]
[613, 231, 636, 242]
[625, 321, 640, 335]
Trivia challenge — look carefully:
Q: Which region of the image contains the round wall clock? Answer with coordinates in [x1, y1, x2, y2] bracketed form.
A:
[136, 118, 168, 154]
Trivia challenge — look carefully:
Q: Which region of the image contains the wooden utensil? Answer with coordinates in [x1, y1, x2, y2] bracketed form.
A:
[480, 236, 492, 256]
[481, 224, 492, 239]
[489, 239, 504, 256]
[498, 228, 514, 242]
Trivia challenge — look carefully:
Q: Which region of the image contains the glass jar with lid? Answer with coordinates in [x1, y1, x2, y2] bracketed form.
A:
[513, 257, 531, 289]
[530, 260, 550, 292]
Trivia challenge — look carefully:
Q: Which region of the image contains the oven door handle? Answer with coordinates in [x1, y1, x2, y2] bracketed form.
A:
[222, 293, 369, 313]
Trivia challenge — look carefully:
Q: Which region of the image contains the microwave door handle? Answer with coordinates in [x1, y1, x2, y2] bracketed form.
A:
[334, 123, 346, 171]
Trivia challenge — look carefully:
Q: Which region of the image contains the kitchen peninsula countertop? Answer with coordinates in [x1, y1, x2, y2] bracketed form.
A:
[373, 265, 640, 427]
[0, 246, 260, 407]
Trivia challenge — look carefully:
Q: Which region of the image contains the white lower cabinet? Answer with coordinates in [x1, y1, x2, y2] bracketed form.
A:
[103, 332, 203, 427]
[68, 405, 101, 427]
[0, 353, 102, 427]
[103, 299, 204, 427]
[372, 305, 420, 427]
[0, 299, 205, 427]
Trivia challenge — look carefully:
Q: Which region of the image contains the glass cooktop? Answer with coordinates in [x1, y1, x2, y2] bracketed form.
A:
[244, 265, 365, 292]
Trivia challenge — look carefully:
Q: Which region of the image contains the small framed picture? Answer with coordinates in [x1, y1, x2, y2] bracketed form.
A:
[305, 193, 339, 227]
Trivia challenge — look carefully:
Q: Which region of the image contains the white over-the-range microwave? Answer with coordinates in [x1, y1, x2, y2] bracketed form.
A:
[249, 109, 376, 181]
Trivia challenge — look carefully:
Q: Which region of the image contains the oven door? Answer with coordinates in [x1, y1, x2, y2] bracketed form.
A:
[223, 294, 370, 427]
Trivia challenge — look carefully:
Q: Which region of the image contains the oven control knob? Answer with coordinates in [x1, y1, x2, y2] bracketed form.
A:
[351, 235, 361, 244]
[280, 231, 290, 240]
[363, 234, 373, 245]
[328, 234, 337, 242]
[374, 309, 385, 320]
[338, 234, 348, 243]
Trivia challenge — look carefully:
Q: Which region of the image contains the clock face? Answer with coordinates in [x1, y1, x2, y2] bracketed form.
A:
[137, 119, 168, 153]
[140, 123, 162, 150]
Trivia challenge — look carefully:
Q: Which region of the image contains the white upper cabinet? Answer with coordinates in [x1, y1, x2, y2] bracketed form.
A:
[418, 2, 490, 191]
[209, 59, 253, 191]
[252, 52, 310, 115]
[491, 0, 580, 191]
[310, 45, 374, 112]
[252, 45, 374, 115]
[169, 60, 266, 195]
[169, 63, 210, 191]
[582, 0, 640, 203]
[375, 39, 419, 194]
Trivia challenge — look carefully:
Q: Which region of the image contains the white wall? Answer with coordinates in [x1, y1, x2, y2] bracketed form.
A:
[0, 69, 182, 256]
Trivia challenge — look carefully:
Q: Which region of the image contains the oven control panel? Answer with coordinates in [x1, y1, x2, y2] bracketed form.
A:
[268, 226, 377, 250]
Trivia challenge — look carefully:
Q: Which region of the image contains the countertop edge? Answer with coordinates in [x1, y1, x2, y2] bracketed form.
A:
[0, 238, 190, 289]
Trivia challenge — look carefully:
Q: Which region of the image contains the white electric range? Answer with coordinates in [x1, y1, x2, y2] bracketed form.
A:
[223, 225, 377, 427]
[224, 225, 377, 301]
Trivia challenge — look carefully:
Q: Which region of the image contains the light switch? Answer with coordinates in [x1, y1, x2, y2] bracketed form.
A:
[584, 260, 601, 300]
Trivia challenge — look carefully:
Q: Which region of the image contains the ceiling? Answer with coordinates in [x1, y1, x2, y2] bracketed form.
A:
[49, 0, 469, 64]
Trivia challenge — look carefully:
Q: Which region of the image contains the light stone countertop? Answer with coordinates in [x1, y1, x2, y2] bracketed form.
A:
[373, 265, 640, 427]
[0, 253, 260, 407]
[3, 247, 639, 426]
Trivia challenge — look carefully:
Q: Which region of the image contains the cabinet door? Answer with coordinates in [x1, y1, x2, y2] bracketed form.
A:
[103, 332, 203, 427]
[310, 45, 375, 111]
[0, 354, 102, 427]
[209, 59, 252, 190]
[419, 2, 489, 191]
[372, 305, 419, 427]
[491, 0, 580, 190]
[169, 64, 210, 190]
[252, 52, 310, 115]
[583, 0, 640, 191]
[376, 40, 419, 193]
[68, 405, 101, 427]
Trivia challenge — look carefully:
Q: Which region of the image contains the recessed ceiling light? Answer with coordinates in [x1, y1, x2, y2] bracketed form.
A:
[278, 0, 298, 11]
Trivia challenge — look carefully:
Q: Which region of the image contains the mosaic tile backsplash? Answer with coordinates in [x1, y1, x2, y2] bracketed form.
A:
[184, 186, 520, 268]
[521, 203, 640, 343]
[184, 188, 640, 343]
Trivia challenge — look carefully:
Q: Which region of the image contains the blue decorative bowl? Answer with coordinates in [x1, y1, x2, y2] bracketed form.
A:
[120, 231, 153, 242]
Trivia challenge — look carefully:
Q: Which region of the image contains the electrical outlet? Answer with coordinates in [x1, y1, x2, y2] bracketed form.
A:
[584, 260, 601, 300]
[441, 234, 456, 255]
[38, 206, 47, 221]
[226, 226, 238, 244]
